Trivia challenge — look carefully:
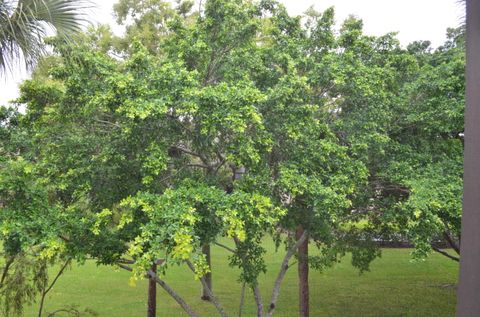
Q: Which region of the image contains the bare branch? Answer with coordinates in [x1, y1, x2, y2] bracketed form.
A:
[42, 260, 70, 299]
[431, 245, 460, 262]
[443, 231, 460, 255]
[117, 263, 133, 272]
[214, 242, 236, 254]
[117, 258, 135, 265]
[187, 163, 211, 169]
[117, 263, 199, 317]
[38, 259, 71, 317]
[92, 118, 122, 129]
[185, 260, 229, 317]
[171, 146, 203, 158]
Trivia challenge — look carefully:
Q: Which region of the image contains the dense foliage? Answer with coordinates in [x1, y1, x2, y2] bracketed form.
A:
[0, 0, 464, 316]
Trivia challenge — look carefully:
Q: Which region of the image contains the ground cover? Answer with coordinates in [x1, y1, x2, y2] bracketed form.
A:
[21, 242, 458, 317]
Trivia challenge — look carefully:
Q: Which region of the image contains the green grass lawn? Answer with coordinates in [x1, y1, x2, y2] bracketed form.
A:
[22, 241, 458, 317]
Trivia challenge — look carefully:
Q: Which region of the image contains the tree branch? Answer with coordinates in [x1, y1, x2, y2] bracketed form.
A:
[117, 263, 199, 317]
[117, 258, 135, 264]
[92, 118, 122, 129]
[185, 260, 229, 317]
[171, 146, 203, 159]
[38, 259, 71, 317]
[214, 242, 236, 254]
[0, 256, 14, 288]
[266, 230, 308, 317]
[431, 245, 460, 262]
[443, 231, 460, 255]
[187, 163, 211, 169]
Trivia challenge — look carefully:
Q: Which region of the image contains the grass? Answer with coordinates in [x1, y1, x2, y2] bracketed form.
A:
[21, 240, 458, 317]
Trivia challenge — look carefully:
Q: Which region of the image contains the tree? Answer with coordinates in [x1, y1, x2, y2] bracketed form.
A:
[3, 2, 384, 317]
[331, 16, 465, 262]
[241, 5, 380, 316]
[112, 0, 195, 54]
[388, 28, 464, 261]
[2, 1, 465, 316]
[9, 4, 280, 314]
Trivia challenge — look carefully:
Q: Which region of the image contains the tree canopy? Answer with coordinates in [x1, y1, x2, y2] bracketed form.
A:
[0, 1, 465, 316]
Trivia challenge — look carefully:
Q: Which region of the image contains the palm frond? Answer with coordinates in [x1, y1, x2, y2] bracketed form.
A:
[0, 0, 93, 75]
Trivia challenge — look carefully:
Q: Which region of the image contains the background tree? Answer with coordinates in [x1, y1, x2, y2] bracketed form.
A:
[331, 17, 465, 262]
[243, 5, 380, 317]
[111, 0, 195, 55]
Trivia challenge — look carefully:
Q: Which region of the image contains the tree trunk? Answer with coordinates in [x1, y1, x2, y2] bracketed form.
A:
[238, 282, 246, 317]
[147, 263, 157, 317]
[119, 263, 199, 317]
[296, 226, 309, 317]
[252, 285, 264, 317]
[267, 230, 308, 317]
[186, 260, 228, 317]
[201, 244, 212, 301]
[38, 259, 70, 317]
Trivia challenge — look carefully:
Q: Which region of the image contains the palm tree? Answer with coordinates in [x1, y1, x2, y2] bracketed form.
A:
[0, 0, 91, 74]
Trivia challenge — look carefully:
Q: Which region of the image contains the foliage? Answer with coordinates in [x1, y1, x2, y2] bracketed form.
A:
[0, 0, 467, 315]
[332, 21, 465, 261]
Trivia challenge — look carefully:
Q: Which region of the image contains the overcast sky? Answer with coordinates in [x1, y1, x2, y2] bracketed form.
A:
[0, 0, 464, 106]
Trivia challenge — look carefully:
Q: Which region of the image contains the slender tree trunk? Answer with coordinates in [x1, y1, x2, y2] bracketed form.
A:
[201, 244, 212, 301]
[147, 263, 157, 317]
[118, 263, 199, 317]
[252, 285, 264, 317]
[186, 260, 228, 317]
[296, 226, 309, 317]
[38, 260, 70, 317]
[267, 230, 308, 317]
[238, 282, 246, 317]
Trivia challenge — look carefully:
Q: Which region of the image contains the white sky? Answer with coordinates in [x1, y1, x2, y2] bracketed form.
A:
[0, 0, 464, 106]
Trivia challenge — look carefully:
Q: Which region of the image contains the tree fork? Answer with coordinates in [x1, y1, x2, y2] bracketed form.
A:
[267, 230, 308, 317]
[118, 263, 199, 317]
